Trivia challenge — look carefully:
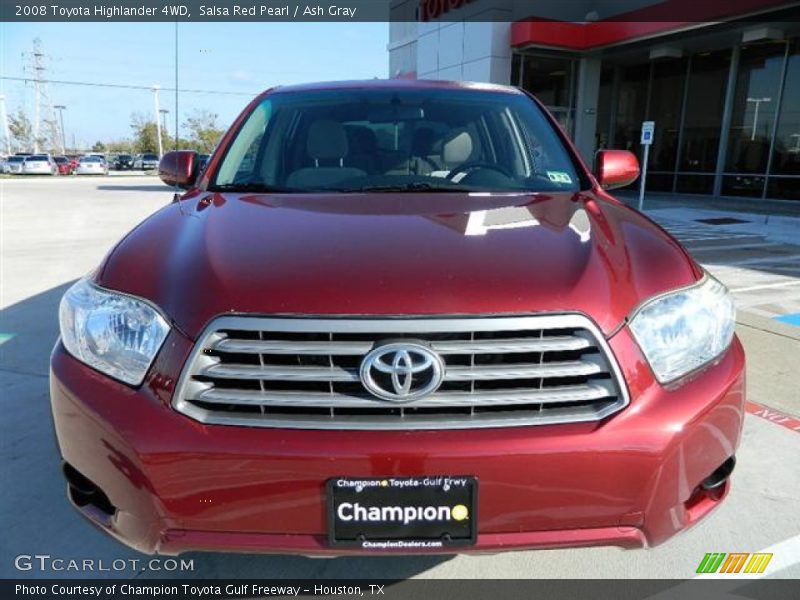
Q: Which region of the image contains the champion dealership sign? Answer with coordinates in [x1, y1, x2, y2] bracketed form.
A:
[419, 0, 479, 21]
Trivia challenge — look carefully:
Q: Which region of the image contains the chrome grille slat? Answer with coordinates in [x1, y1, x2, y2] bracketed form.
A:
[211, 336, 592, 355]
[443, 359, 602, 381]
[201, 359, 601, 382]
[213, 339, 374, 355]
[199, 364, 359, 382]
[433, 336, 592, 354]
[174, 315, 629, 430]
[189, 381, 615, 408]
[174, 401, 623, 431]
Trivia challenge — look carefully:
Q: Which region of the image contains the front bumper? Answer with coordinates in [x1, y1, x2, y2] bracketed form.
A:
[50, 326, 745, 556]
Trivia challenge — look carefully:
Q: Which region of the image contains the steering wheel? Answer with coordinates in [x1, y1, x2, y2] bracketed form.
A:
[445, 162, 513, 181]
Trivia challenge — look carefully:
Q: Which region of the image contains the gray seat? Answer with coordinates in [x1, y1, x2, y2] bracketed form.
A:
[286, 120, 365, 188]
[442, 129, 475, 171]
[345, 126, 379, 174]
[409, 127, 443, 175]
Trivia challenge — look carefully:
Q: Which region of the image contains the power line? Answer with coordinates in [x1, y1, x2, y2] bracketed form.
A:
[1, 75, 257, 96]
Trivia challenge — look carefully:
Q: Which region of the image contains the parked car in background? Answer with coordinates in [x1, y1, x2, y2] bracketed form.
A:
[106, 154, 119, 169]
[54, 156, 74, 176]
[75, 155, 109, 175]
[66, 155, 81, 170]
[134, 153, 159, 170]
[115, 154, 134, 170]
[21, 154, 58, 175]
[5, 155, 26, 174]
[52, 80, 744, 557]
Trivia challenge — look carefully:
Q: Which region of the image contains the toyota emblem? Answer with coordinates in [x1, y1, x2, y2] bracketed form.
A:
[359, 342, 445, 402]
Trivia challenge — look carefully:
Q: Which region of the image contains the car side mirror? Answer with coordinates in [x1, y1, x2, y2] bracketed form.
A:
[158, 151, 198, 189]
[594, 150, 640, 190]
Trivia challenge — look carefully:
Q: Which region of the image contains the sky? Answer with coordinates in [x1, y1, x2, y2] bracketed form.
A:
[0, 22, 388, 148]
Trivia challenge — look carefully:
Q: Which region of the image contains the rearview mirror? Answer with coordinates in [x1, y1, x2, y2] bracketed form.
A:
[159, 151, 198, 189]
[594, 150, 640, 190]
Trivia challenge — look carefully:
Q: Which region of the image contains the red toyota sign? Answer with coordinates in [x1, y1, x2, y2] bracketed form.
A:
[419, 0, 478, 21]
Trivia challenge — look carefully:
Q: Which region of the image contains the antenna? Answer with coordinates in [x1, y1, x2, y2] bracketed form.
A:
[175, 21, 179, 153]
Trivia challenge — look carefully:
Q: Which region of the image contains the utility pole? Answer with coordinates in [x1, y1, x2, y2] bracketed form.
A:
[54, 105, 66, 154]
[0, 94, 10, 155]
[33, 40, 44, 152]
[25, 38, 59, 153]
[152, 85, 163, 158]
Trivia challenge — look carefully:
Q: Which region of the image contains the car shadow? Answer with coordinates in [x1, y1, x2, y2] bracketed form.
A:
[0, 281, 451, 579]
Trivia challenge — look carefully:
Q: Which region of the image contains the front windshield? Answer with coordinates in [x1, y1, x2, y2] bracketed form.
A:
[211, 88, 583, 193]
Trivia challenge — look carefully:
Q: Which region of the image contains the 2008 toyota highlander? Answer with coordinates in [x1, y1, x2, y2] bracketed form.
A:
[50, 79, 743, 555]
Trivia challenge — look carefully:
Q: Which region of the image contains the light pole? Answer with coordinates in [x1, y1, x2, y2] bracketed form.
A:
[746, 97, 772, 141]
[159, 109, 169, 138]
[54, 104, 67, 154]
[152, 85, 163, 158]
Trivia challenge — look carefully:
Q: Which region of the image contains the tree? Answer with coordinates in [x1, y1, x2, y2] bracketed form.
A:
[184, 109, 225, 154]
[130, 112, 170, 154]
[92, 141, 106, 152]
[105, 139, 135, 153]
[8, 108, 33, 152]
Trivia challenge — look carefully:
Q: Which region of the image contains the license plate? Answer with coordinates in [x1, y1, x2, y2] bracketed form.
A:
[328, 476, 477, 548]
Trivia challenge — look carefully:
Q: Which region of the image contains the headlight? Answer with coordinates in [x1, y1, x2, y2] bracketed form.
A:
[58, 278, 170, 385]
[629, 275, 735, 385]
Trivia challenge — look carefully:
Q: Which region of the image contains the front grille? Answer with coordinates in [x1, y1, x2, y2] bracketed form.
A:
[173, 315, 629, 430]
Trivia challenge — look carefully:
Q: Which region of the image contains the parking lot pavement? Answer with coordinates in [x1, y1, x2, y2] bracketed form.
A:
[1, 177, 798, 580]
[647, 207, 800, 323]
[645, 207, 800, 419]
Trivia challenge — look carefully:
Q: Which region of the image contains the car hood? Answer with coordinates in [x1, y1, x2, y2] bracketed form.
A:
[98, 191, 700, 339]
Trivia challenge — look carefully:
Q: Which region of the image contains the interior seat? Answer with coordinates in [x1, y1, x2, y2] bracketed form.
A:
[345, 126, 379, 174]
[440, 129, 476, 180]
[409, 127, 443, 176]
[286, 120, 366, 188]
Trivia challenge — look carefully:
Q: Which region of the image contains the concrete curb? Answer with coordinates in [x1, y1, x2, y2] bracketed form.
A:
[737, 311, 800, 341]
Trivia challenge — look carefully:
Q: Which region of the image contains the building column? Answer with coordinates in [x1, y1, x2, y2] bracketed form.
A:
[573, 57, 602, 164]
[713, 44, 740, 197]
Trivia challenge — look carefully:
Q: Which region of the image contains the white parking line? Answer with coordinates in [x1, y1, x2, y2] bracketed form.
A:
[686, 241, 785, 253]
[707, 254, 800, 267]
[730, 281, 800, 293]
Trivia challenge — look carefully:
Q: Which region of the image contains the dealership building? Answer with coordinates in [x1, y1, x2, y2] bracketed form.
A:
[388, 0, 800, 201]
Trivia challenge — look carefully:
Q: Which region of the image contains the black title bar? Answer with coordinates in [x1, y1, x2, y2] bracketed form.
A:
[3, 0, 800, 23]
[3, 579, 798, 600]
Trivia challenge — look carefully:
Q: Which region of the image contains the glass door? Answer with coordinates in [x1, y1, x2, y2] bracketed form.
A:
[515, 54, 577, 137]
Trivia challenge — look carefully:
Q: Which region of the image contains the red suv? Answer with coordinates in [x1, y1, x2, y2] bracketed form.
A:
[51, 80, 744, 556]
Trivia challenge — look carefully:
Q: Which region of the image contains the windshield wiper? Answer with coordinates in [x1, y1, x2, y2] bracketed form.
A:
[209, 182, 306, 193]
[340, 182, 480, 193]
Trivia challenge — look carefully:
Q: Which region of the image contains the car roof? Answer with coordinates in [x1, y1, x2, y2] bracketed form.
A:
[267, 78, 523, 97]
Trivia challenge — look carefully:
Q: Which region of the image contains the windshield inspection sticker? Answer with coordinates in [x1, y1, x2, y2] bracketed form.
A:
[547, 171, 573, 184]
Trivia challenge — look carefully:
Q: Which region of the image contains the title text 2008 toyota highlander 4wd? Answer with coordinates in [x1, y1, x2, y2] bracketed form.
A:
[51, 80, 743, 555]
